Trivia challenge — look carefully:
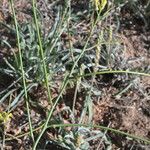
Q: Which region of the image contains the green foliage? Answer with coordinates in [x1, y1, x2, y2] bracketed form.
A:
[51, 127, 111, 150]
[0, 6, 66, 109]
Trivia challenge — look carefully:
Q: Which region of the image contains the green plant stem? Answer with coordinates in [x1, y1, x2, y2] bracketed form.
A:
[33, 73, 69, 149]
[51, 123, 150, 144]
[5, 123, 150, 144]
[32, 1, 74, 148]
[10, 0, 34, 142]
[32, 0, 52, 105]
[73, 70, 150, 79]
[33, 9, 102, 149]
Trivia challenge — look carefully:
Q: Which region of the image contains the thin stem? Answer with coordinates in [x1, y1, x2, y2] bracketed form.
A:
[73, 70, 150, 79]
[32, 0, 52, 105]
[10, 0, 34, 142]
[33, 8, 102, 149]
[5, 123, 150, 144]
